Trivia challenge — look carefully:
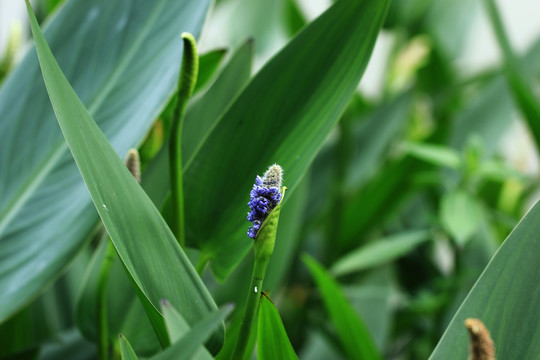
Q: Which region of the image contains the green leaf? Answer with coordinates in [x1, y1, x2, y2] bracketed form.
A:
[331, 230, 432, 277]
[340, 157, 422, 246]
[160, 300, 212, 359]
[0, 248, 91, 358]
[119, 334, 139, 360]
[38, 328, 96, 360]
[303, 255, 382, 360]
[195, 49, 228, 93]
[0, 0, 210, 323]
[258, 295, 298, 360]
[151, 306, 233, 360]
[215, 311, 258, 360]
[429, 198, 540, 359]
[402, 142, 462, 170]
[424, 0, 479, 58]
[25, 1, 221, 350]
[440, 190, 483, 246]
[75, 239, 160, 355]
[183, 0, 391, 280]
[345, 94, 412, 189]
[283, 0, 306, 36]
[484, 0, 540, 153]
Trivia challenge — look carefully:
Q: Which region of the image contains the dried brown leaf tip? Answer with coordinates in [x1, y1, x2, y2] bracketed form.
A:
[124, 149, 141, 184]
[465, 318, 496, 360]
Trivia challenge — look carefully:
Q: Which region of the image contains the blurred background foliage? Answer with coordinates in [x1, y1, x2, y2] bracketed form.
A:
[1, 0, 540, 359]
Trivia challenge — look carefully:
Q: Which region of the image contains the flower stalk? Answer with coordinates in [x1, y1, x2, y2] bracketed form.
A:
[170, 32, 198, 248]
[233, 165, 285, 359]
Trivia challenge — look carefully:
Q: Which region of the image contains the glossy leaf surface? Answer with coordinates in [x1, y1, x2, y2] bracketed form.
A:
[258, 295, 298, 360]
[430, 198, 540, 359]
[26, 1, 221, 348]
[183, 0, 391, 280]
[303, 255, 382, 360]
[0, 0, 210, 323]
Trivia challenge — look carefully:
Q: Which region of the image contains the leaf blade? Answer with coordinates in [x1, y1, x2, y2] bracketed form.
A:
[258, 295, 298, 360]
[303, 254, 382, 360]
[26, 1, 221, 349]
[429, 199, 540, 359]
[184, 0, 391, 280]
[0, 0, 211, 323]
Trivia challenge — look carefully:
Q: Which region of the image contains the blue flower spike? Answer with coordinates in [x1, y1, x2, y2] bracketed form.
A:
[247, 164, 284, 239]
[234, 165, 286, 359]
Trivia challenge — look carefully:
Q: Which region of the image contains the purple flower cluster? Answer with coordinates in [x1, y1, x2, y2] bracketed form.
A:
[247, 166, 283, 238]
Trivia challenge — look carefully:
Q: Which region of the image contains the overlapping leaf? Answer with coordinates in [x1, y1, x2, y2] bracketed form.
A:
[430, 198, 540, 359]
[182, 0, 391, 280]
[303, 255, 382, 360]
[26, 1, 221, 349]
[258, 295, 298, 360]
[0, 0, 210, 323]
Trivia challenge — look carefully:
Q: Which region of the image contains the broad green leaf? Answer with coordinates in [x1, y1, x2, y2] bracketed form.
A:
[303, 255, 382, 360]
[142, 40, 254, 207]
[258, 295, 298, 360]
[119, 334, 139, 360]
[429, 198, 540, 359]
[0, 0, 210, 323]
[151, 306, 233, 360]
[195, 49, 228, 93]
[184, 0, 391, 280]
[402, 142, 462, 170]
[26, 2, 222, 350]
[331, 230, 431, 277]
[160, 300, 212, 359]
[182, 40, 254, 165]
[440, 190, 483, 246]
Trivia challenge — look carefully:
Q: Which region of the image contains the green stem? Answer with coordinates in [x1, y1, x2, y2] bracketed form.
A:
[233, 187, 286, 359]
[170, 33, 198, 248]
[97, 240, 117, 360]
[232, 258, 268, 360]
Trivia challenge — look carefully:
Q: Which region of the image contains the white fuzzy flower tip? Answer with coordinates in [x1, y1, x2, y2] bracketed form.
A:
[262, 164, 283, 189]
